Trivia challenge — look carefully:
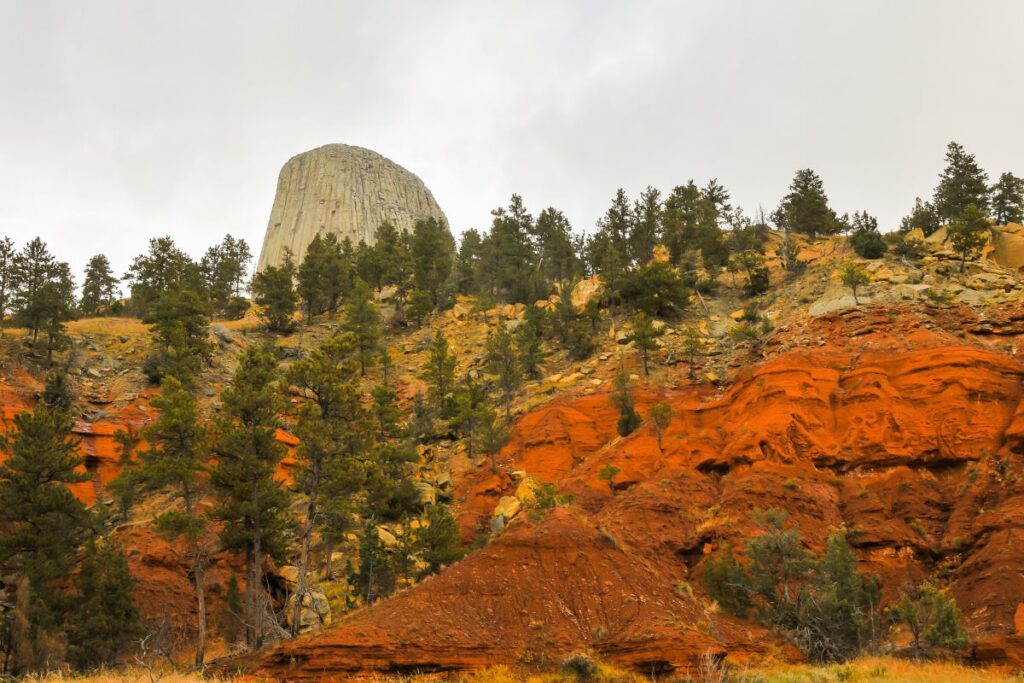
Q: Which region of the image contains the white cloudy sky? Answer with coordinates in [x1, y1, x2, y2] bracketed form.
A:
[2, 1, 1023, 280]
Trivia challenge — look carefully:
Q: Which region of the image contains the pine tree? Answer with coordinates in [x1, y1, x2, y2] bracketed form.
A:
[455, 229, 483, 294]
[106, 428, 141, 522]
[421, 330, 457, 418]
[12, 238, 75, 353]
[630, 186, 662, 265]
[407, 289, 434, 328]
[849, 211, 886, 259]
[611, 364, 641, 437]
[626, 312, 664, 377]
[343, 277, 381, 376]
[841, 263, 869, 304]
[534, 208, 581, 285]
[933, 141, 990, 222]
[948, 203, 990, 272]
[411, 217, 456, 307]
[80, 254, 120, 316]
[661, 181, 718, 264]
[67, 539, 141, 669]
[892, 580, 969, 655]
[597, 462, 620, 493]
[478, 404, 510, 473]
[990, 172, 1024, 225]
[450, 374, 489, 461]
[480, 195, 544, 304]
[200, 235, 252, 315]
[701, 543, 751, 617]
[745, 509, 810, 627]
[0, 403, 91, 670]
[210, 346, 292, 648]
[252, 254, 298, 333]
[416, 504, 463, 575]
[773, 169, 840, 239]
[681, 326, 704, 380]
[143, 288, 212, 387]
[649, 401, 673, 452]
[353, 519, 396, 605]
[125, 236, 204, 317]
[618, 261, 689, 317]
[285, 334, 369, 636]
[0, 236, 15, 336]
[41, 370, 74, 414]
[485, 326, 522, 419]
[136, 376, 210, 667]
[900, 197, 941, 236]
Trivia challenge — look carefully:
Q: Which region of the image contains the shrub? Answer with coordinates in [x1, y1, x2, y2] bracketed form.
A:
[561, 652, 599, 681]
[890, 581, 970, 655]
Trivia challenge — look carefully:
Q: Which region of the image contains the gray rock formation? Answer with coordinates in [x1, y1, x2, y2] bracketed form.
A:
[256, 144, 447, 271]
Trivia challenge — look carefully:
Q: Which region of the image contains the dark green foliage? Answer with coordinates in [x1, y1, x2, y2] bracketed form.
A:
[41, 371, 74, 414]
[887, 233, 928, 262]
[900, 197, 941, 236]
[411, 217, 456, 307]
[991, 172, 1024, 225]
[252, 255, 298, 333]
[626, 312, 664, 376]
[201, 235, 252, 317]
[478, 404, 510, 473]
[218, 574, 244, 647]
[561, 652, 599, 681]
[450, 374, 489, 461]
[0, 404, 91, 654]
[421, 330, 457, 418]
[618, 260, 689, 317]
[353, 519, 396, 604]
[849, 211, 886, 259]
[891, 581, 970, 655]
[841, 263, 869, 304]
[0, 236, 15, 335]
[660, 181, 719, 265]
[597, 462, 619, 493]
[702, 543, 751, 617]
[416, 504, 463, 575]
[933, 141, 989, 222]
[106, 429, 141, 522]
[649, 401, 672, 452]
[485, 326, 522, 419]
[535, 207, 583, 284]
[630, 185, 662, 265]
[455, 229, 483, 294]
[773, 169, 841, 239]
[552, 284, 596, 361]
[11, 238, 76, 361]
[479, 195, 548, 304]
[407, 288, 434, 328]
[516, 306, 546, 380]
[67, 539, 141, 669]
[343, 277, 381, 376]
[142, 288, 213, 387]
[745, 267, 771, 296]
[80, 254, 120, 316]
[211, 345, 293, 647]
[296, 233, 349, 321]
[948, 203, 990, 272]
[745, 509, 811, 626]
[611, 365, 641, 437]
[124, 236, 205, 317]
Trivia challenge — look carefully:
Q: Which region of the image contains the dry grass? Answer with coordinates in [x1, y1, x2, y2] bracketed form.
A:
[719, 656, 1019, 682]
[20, 668, 238, 683]
[66, 317, 152, 336]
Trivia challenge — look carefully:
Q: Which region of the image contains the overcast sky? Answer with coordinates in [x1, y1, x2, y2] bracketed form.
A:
[3, 1, 1024, 281]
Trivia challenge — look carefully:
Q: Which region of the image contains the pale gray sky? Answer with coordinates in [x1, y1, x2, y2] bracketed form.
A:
[2, 1, 1023, 281]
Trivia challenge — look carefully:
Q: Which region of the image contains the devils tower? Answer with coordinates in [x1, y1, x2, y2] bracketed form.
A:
[256, 144, 448, 270]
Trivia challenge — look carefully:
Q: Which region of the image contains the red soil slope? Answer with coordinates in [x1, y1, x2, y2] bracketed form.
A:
[250, 305, 1024, 679]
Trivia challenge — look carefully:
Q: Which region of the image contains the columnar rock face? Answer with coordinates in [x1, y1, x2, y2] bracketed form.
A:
[256, 144, 447, 271]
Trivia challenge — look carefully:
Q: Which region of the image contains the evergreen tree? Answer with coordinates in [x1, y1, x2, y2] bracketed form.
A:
[210, 346, 292, 648]
[478, 404, 510, 473]
[681, 325, 704, 380]
[80, 254, 120, 316]
[618, 261, 688, 317]
[948, 203, 990, 272]
[286, 334, 369, 635]
[67, 539, 141, 669]
[626, 312, 664, 377]
[106, 429, 141, 523]
[374, 223, 415, 319]
[0, 403, 91, 671]
[849, 211, 886, 259]
[990, 172, 1024, 225]
[841, 263, 869, 304]
[597, 462, 620, 493]
[136, 376, 210, 667]
[343, 277, 381, 376]
[422, 330, 457, 418]
[372, 382, 402, 441]
[891, 580, 970, 655]
[649, 401, 673, 452]
[450, 374, 489, 461]
[745, 509, 810, 627]
[485, 326, 522, 419]
[534, 208, 581, 285]
[41, 370, 74, 414]
[933, 141, 990, 222]
[124, 236, 204, 317]
[661, 181, 718, 264]
[773, 169, 840, 239]
[411, 217, 455, 307]
[900, 197, 941, 236]
[611, 365, 641, 437]
[702, 543, 751, 617]
[12, 238, 76, 358]
[630, 186, 662, 265]
[200, 235, 252, 313]
[455, 229, 484, 294]
[0, 236, 15, 336]
[480, 195, 542, 304]
[516, 306, 546, 380]
[296, 233, 349, 321]
[407, 289, 434, 328]
[251, 254, 298, 333]
[143, 288, 212, 387]
[353, 519, 395, 605]
[416, 504, 462, 575]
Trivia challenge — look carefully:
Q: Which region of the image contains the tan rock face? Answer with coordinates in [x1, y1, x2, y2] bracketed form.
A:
[256, 144, 448, 270]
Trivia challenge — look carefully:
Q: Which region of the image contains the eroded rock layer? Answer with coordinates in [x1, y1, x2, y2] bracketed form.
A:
[249, 306, 1024, 679]
[256, 144, 447, 271]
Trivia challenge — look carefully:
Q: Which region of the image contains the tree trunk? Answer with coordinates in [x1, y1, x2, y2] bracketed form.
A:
[245, 551, 256, 649]
[192, 542, 206, 669]
[292, 490, 318, 636]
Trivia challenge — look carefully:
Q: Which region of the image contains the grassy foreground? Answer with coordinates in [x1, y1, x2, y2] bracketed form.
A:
[15, 658, 1022, 682]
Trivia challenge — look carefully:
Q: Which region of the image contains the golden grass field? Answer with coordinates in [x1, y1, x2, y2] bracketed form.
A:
[17, 657, 1023, 683]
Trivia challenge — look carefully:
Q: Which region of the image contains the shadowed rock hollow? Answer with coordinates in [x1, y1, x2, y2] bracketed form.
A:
[256, 144, 447, 271]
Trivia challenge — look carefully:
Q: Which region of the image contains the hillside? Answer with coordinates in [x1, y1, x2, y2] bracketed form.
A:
[3, 226, 1024, 678]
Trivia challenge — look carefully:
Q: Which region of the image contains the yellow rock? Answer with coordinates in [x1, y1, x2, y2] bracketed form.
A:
[515, 478, 539, 505]
[704, 371, 721, 384]
[493, 496, 522, 520]
[730, 309, 744, 321]
[377, 526, 398, 546]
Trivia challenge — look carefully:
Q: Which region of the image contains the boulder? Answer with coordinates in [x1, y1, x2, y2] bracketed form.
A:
[493, 496, 522, 521]
[571, 276, 603, 309]
[285, 586, 332, 633]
